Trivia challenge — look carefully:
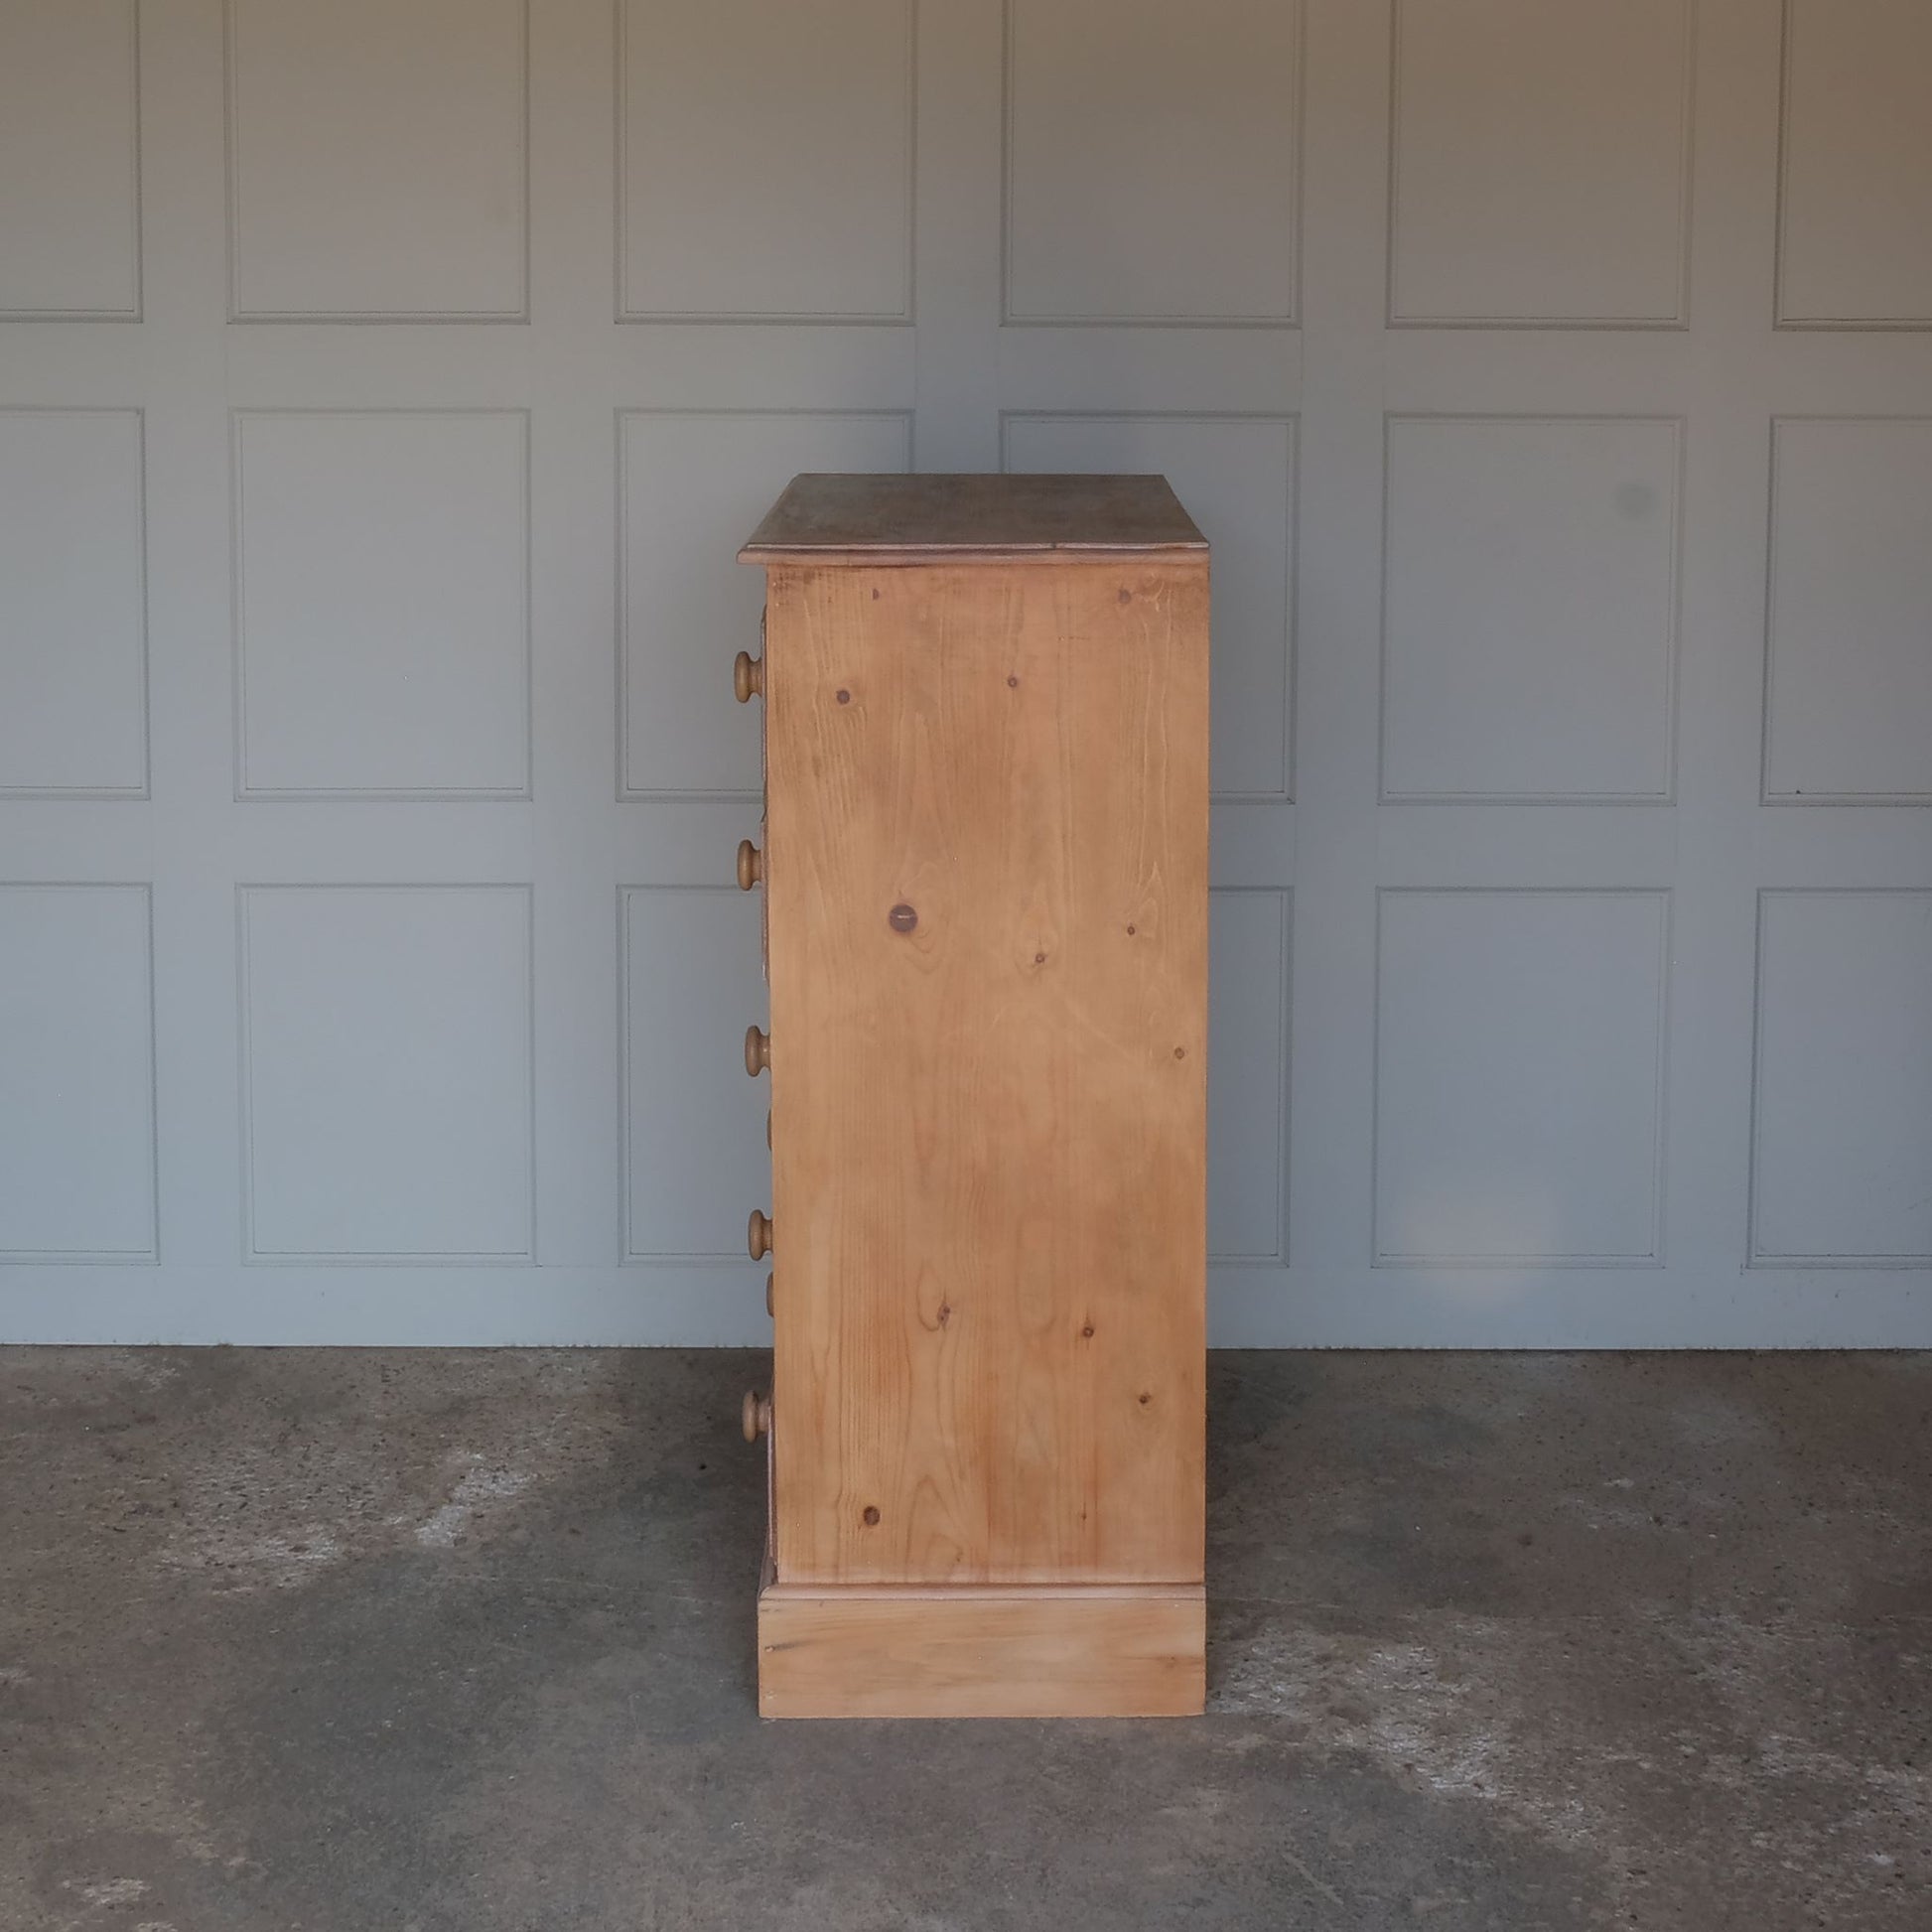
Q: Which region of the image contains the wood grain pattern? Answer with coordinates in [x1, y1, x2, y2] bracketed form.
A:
[761, 552, 1209, 1589]
[740, 472, 1207, 561]
[758, 1584, 1206, 1719]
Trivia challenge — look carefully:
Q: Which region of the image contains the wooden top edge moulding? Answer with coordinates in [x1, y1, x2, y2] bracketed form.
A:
[738, 472, 1208, 562]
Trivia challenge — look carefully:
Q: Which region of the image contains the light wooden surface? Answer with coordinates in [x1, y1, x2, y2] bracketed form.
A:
[746, 473, 1209, 1714]
[761, 561, 1208, 1587]
[758, 1584, 1206, 1720]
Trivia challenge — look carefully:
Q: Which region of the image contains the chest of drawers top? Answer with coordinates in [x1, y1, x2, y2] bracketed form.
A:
[740, 471, 1206, 565]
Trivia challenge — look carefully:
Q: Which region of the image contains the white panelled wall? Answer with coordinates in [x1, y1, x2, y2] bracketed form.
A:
[0, 0, 1928, 1346]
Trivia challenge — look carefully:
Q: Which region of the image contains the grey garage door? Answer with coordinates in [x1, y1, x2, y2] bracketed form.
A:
[1, 0, 1928, 1345]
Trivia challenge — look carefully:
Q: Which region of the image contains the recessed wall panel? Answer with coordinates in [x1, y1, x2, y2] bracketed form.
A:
[1753, 893, 1932, 1265]
[227, 0, 526, 319]
[619, 0, 912, 321]
[234, 411, 529, 798]
[0, 0, 140, 318]
[1004, 0, 1301, 324]
[1765, 419, 1932, 803]
[0, 886, 155, 1262]
[1382, 417, 1679, 802]
[1208, 891, 1289, 1265]
[1375, 892, 1668, 1266]
[621, 888, 767, 1260]
[240, 887, 533, 1261]
[1004, 414, 1295, 798]
[1389, 0, 1692, 326]
[0, 410, 147, 796]
[1778, 0, 1932, 327]
[619, 410, 910, 797]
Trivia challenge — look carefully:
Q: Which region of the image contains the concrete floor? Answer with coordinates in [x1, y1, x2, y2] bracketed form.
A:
[1, 1350, 1926, 1931]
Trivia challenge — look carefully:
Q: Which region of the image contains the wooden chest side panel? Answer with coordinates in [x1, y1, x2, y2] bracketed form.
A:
[764, 557, 1208, 1587]
[757, 1585, 1207, 1720]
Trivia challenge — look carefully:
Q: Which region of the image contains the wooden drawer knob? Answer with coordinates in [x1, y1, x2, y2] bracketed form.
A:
[764, 1274, 774, 1318]
[741, 1389, 771, 1442]
[734, 651, 763, 704]
[736, 839, 762, 891]
[748, 1208, 772, 1260]
[745, 1025, 769, 1076]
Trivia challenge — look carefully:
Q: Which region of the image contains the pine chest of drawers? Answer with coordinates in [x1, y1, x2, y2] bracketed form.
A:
[736, 474, 1209, 1719]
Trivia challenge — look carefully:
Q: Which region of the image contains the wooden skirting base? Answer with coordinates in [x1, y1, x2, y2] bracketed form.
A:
[756, 1581, 1206, 1720]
